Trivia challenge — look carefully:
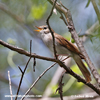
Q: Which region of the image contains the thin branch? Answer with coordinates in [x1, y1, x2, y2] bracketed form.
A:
[47, 0, 100, 87]
[33, 56, 36, 72]
[21, 57, 68, 99]
[56, 72, 65, 100]
[8, 71, 13, 100]
[59, 12, 68, 26]
[30, 40, 32, 55]
[0, 39, 100, 95]
[18, 66, 23, 74]
[15, 40, 32, 100]
[0, 39, 57, 62]
[15, 58, 31, 100]
[46, 0, 58, 59]
[21, 62, 57, 100]
[43, 57, 71, 97]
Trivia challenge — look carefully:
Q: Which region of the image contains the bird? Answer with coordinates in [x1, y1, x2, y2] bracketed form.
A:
[34, 25, 91, 83]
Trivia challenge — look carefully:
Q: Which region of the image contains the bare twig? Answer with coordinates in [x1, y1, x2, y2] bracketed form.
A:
[30, 40, 32, 55]
[46, 0, 58, 59]
[21, 62, 57, 100]
[56, 72, 65, 100]
[59, 12, 68, 26]
[21, 57, 68, 100]
[0, 39, 100, 95]
[43, 57, 71, 97]
[18, 66, 23, 74]
[15, 41, 32, 100]
[8, 71, 13, 100]
[47, 0, 100, 87]
[33, 57, 36, 72]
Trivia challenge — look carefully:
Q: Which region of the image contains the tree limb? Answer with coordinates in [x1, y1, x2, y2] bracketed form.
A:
[47, 0, 100, 86]
[0, 40, 100, 95]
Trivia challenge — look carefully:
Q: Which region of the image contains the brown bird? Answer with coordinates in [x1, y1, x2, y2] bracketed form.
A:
[35, 25, 91, 83]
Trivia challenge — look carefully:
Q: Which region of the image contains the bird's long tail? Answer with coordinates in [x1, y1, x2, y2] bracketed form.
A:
[73, 54, 91, 83]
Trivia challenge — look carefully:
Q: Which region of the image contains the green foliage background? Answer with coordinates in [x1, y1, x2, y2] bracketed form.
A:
[0, 0, 100, 100]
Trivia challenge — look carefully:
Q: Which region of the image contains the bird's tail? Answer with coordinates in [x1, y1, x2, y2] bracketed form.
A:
[73, 54, 91, 83]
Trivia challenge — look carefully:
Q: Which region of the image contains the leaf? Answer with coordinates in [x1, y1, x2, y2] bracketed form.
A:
[51, 84, 58, 94]
[63, 77, 75, 92]
[63, 32, 71, 41]
[71, 64, 82, 75]
[7, 38, 16, 45]
[85, 0, 91, 8]
[27, 4, 47, 21]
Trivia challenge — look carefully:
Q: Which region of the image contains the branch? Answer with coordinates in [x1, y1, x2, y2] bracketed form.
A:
[0, 39, 57, 62]
[57, 61, 100, 95]
[8, 71, 13, 100]
[56, 72, 65, 100]
[21, 62, 57, 100]
[15, 41, 32, 100]
[47, 0, 100, 86]
[46, 0, 58, 59]
[0, 39, 100, 95]
[43, 57, 71, 97]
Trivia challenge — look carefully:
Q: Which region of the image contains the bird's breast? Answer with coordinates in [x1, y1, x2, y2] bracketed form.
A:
[41, 33, 72, 56]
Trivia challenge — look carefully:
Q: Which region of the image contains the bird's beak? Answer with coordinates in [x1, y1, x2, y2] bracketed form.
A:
[34, 26, 43, 32]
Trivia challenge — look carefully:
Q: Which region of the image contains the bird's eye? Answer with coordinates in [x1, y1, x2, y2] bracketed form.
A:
[43, 27, 47, 29]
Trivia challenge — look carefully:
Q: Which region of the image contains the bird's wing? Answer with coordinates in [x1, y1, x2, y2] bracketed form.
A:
[55, 33, 84, 58]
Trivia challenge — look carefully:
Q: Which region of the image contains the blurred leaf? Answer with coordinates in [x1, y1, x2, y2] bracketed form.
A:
[27, 4, 47, 22]
[71, 62, 88, 75]
[63, 32, 71, 41]
[84, 62, 88, 67]
[71, 64, 82, 75]
[63, 77, 75, 93]
[11, 74, 22, 78]
[75, 82, 84, 88]
[89, 35, 94, 43]
[7, 51, 17, 69]
[31, 87, 42, 94]
[70, 62, 88, 88]
[51, 84, 58, 94]
[85, 0, 91, 8]
[71, 38, 75, 43]
[63, 32, 75, 43]
[26, 68, 31, 73]
[7, 38, 16, 45]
